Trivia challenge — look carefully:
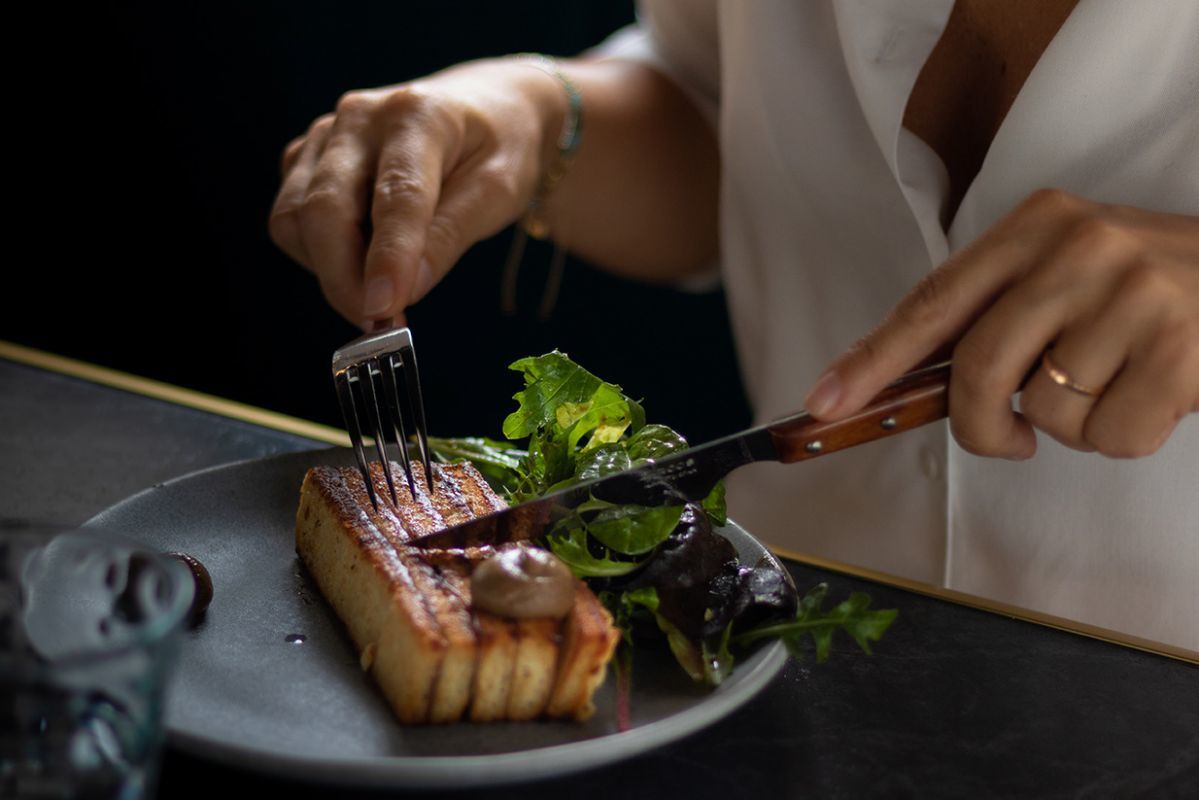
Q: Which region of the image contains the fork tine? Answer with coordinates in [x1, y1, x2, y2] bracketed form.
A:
[332, 326, 433, 500]
[334, 367, 378, 511]
[362, 358, 399, 507]
[380, 352, 417, 499]
[399, 343, 434, 491]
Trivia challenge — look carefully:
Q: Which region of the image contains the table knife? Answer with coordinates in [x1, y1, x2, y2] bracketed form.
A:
[407, 362, 950, 549]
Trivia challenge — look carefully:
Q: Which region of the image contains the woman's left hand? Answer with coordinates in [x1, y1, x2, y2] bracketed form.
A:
[803, 189, 1199, 459]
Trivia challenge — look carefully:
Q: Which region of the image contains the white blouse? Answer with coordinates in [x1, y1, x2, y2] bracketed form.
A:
[602, 0, 1199, 651]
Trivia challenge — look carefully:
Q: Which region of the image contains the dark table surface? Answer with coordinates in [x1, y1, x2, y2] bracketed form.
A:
[3, 354, 1197, 800]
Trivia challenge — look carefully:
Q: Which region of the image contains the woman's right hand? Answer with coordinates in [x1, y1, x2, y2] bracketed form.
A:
[269, 59, 568, 329]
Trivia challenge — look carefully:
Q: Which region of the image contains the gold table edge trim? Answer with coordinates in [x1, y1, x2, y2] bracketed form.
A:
[0, 340, 348, 447]
[767, 545, 1197, 665]
[4, 340, 1194, 666]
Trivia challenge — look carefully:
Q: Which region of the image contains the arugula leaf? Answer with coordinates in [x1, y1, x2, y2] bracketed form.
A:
[731, 582, 897, 662]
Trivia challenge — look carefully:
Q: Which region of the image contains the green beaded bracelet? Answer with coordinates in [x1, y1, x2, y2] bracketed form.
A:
[501, 54, 583, 319]
[514, 53, 584, 239]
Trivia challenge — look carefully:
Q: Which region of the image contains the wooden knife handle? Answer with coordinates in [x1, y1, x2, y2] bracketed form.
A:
[767, 362, 950, 464]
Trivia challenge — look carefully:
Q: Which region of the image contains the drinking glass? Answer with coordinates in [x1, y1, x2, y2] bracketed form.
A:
[1, 522, 195, 799]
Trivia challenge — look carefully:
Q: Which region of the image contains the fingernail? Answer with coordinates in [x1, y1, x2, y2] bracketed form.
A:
[805, 371, 842, 417]
[363, 276, 394, 317]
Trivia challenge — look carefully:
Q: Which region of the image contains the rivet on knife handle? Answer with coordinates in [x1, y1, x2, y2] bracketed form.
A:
[767, 362, 950, 464]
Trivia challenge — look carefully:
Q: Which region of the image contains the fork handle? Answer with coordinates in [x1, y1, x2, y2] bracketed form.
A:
[767, 363, 950, 463]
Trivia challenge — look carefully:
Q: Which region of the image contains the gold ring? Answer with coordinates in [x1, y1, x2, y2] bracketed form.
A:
[1041, 351, 1105, 398]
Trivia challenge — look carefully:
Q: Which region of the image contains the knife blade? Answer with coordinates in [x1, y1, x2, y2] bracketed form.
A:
[406, 361, 950, 549]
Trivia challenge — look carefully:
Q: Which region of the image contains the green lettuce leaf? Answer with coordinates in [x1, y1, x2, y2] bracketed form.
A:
[700, 481, 727, 527]
[573, 444, 633, 483]
[503, 353, 604, 439]
[626, 424, 689, 461]
[434, 351, 896, 687]
[701, 617, 735, 686]
[546, 523, 644, 578]
[565, 383, 636, 450]
[426, 436, 526, 493]
[503, 352, 637, 449]
[624, 587, 705, 682]
[586, 504, 685, 555]
[501, 351, 650, 501]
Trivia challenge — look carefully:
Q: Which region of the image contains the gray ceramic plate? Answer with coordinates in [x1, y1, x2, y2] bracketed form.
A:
[87, 448, 788, 789]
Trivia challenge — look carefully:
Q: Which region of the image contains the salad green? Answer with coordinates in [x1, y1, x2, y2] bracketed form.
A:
[428, 351, 896, 686]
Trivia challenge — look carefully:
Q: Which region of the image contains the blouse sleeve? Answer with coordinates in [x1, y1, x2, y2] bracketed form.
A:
[589, 0, 721, 129]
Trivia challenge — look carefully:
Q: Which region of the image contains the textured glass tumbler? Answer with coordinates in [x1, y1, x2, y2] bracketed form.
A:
[1, 524, 195, 799]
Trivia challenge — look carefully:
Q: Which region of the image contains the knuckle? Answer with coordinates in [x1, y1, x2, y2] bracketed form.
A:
[308, 113, 335, 137]
[300, 184, 344, 216]
[378, 84, 429, 118]
[281, 137, 304, 168]
[334, 90, 373, 117]
[380, 86, 461, 140]
[373, 169, 429, 210]
[1115, 259, 1179, 307]
[1026, 185, 1083, 214]
[1149, 316, 1199, 364]
[1065, 215, 1135, 258]
[1022, 187, 1082, 217]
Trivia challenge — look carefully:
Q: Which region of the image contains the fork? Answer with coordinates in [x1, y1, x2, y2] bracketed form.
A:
[331, 326, 433, 510]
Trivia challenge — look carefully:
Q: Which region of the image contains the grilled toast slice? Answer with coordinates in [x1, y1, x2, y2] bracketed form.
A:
[548, 581, 622, 720]
[295, 460, 619, 724]
[295, 467, 444, 722]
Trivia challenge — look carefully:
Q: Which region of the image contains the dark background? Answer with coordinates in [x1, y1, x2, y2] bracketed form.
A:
[6, 1, 750, 444]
